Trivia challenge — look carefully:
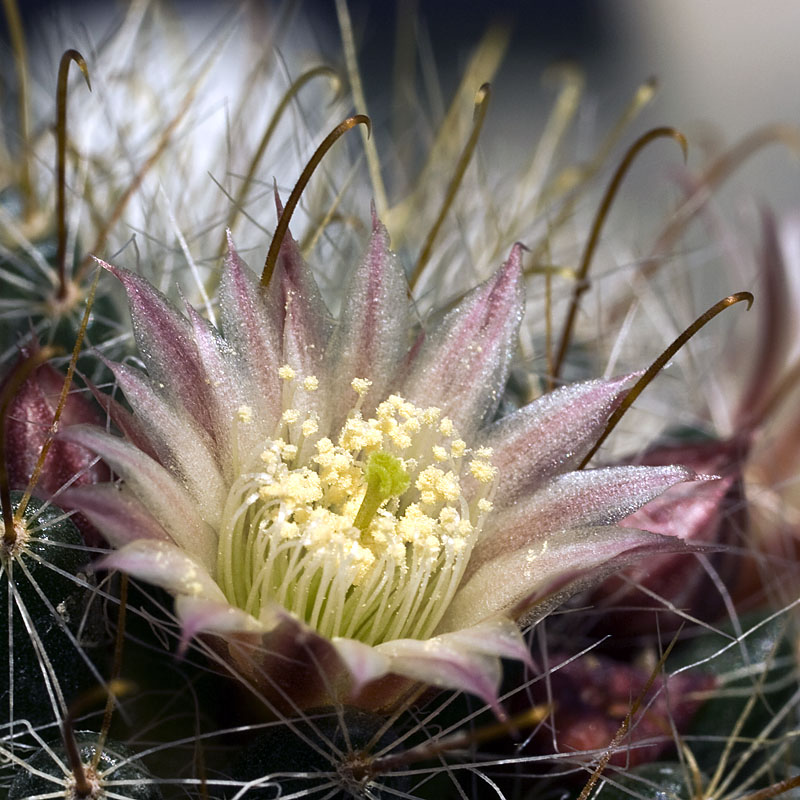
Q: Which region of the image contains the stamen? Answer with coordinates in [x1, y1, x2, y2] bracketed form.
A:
[216, 393, 495, 644]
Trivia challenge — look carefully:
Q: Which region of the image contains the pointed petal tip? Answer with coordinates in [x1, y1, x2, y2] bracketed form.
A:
[273, 182, 284, 218]
[501, 243, 525, 282]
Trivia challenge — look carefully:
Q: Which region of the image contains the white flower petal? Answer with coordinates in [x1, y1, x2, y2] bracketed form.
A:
[441, 526, 684, 632]
[376, 631, 505, 715]
[60, 425, 218, 570]
[332, 637, 392, 691]
[327, 212, 409, 425]
[99, 540, 225, 603]
[470, 465, 696, 568]
[477, 374, 638, 504]
[174, 595, 266, 657]
[107, 361, 227, 527]
[400, 246, 524, 436]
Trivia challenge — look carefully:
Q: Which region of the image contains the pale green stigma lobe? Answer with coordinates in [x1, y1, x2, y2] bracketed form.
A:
[353, 451, 409, 532]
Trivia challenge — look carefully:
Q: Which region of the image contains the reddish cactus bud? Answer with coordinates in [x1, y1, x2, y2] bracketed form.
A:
[2, 349, 109, 545]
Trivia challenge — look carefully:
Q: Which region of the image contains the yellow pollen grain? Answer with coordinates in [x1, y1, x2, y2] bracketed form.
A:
[278, 365, 295, 381]
[351, 377, 372, 396]
[469, 458, 497, 484]
[478, 498, 494, 513]
[438, 417, 454, 437]
[397, 504, 437, 544]
[259, 467, 322, 505]
[476, 446, 494, 459]
[450, 439, 466, 458]
[302, 417, 319, 437]
[339, 415, 382, 451]
[260, 449, 278, 467]
[422, 407, 441, 425]
[416, 466, 461, 504]
[280, 443, 298, 462]
[403, 417, 421, 434]
[237, 405, 253, 423]
[432, 445, 448, 462]
[438, 507, 458, 527]
[388, 428, 412, 450]
[282, 409, 300, 425]
[303, 375, 319, 391]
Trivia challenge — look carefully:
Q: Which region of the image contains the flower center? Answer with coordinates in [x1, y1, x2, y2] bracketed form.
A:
[215, 373, 496, 645]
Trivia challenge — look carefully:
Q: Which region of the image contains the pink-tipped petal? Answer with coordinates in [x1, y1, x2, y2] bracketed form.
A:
[59, 425, 217, 570]
[376, 631, 505, 717]
[433, 617, 534, 668]
[60, 484, 171, 548]
[327, 214, 409, 424]
[332, 637, 391, 692]
[218, 234, 282, 428]
[105, 361, 226, 527]
[182, 300, 240, 457]
[478, 374, 637, 504]
[100, 260, 220, 439]
[175, 595, 265, 658]
[81, 372, 159, 462]
[98, 540, 225, 603]
[441, 526, 689, 632]
[400, 246, 525, 435]
[270, 217, 332, 379]
[470, 465, 697, 570]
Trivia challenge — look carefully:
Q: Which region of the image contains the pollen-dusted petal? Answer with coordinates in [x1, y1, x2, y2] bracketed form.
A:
[61, 484, 171, 549]
[219, 234, 282, 429]
[99, 260, 220, 440]
[327, 213, 409, 423]
[182, 299, 244, 461]
[268, 206, 332, 420]
[477, 374, 637, 504]
[59, 425, 217, 571]
[470, 465, 698, 568]
[375, 631, 505, 716]
[98, 540, 226, 603]
[82, 373, 159, 462]
[400, 245, 525, 436]
[440, 526, 686, 632]
[106, 361, 226, 527]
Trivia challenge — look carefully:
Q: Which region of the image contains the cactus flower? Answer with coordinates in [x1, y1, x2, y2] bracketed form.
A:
[60, 213, 701, 713]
